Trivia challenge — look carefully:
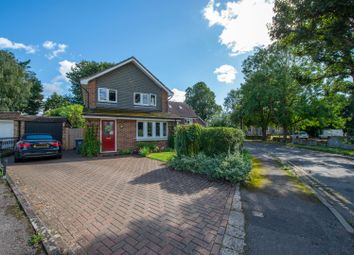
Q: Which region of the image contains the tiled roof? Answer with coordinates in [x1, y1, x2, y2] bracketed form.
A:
[168, 101, 198, 118]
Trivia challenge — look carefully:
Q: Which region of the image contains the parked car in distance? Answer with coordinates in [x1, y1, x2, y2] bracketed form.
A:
[291, 131, 309, 139]
[319, 129, 344, 139]
[14, 133, 62, 162]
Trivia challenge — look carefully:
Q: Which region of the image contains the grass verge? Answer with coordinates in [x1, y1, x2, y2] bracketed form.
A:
[244, 157, 271, 189]
[288, 144, 354, 157]
[147, 151, 176, 162]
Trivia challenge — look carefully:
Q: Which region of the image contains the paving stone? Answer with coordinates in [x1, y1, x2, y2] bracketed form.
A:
[7, 154, 234, 254]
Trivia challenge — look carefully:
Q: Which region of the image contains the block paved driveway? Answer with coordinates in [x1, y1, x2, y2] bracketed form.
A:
[8, 154, 234, 255]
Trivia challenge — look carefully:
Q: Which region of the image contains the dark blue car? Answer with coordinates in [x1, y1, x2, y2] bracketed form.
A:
[14, 133, 62, 162]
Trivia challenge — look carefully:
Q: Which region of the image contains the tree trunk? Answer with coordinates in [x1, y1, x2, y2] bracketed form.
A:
[262, 126, 267, 141]
[283, 126, 288, 143]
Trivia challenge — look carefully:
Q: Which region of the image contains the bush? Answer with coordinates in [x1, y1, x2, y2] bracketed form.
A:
[139, 147, 151, 157]
[175, 124, 244, 157]
[81, 126, 100, 157]
[119, 148, 132, 155]
[175, 124, 202, 156]
[169, 151, 251, 183]
[137, 142, 159, 152]
[200, 127, 244, 156]
[168, 133, 175, 149]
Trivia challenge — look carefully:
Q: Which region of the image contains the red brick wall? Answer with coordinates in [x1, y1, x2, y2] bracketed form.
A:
[87, 80, 97, 109]
[161, 91, 168, 113]
[117, 120, 136, 150]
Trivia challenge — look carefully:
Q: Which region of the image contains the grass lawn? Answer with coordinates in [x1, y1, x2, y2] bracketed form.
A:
[147, 151, 176, 162]
[288, 144, 354, 157]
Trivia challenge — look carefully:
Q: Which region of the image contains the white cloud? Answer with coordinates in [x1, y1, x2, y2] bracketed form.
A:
[42, 40, 56, 49]
[203, 0, 274, 55]
[43, 60, 76, 96]
[0, 37, 36, 53]
[170, 88, 186, 102]
[214, 64, 237, 84]
[43, 40, 68, 59]
[58, 60, 75, 81]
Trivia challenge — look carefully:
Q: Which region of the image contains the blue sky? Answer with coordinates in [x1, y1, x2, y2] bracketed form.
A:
[0, 0, 274, 106]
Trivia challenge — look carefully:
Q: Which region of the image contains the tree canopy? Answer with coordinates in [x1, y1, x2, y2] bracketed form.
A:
[43, 93, 71, 112]
[46, 104, 85, 128]
[185, 82, 222, 121]
[0, 50, 43, 114]
[67, 61, 116, 104]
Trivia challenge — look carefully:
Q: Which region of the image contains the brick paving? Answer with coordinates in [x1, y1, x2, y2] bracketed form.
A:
[8, 155, 234, 254]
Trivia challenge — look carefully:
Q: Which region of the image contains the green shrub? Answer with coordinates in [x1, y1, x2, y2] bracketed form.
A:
[137, 142, 159, 152]
[168, 133, 175, 149]
[175, 124, 244, 157]
[119, 148, 132, 155]
[169, 151, 251, 183]
[81, 126, 100, 157]
[175, 124, 202, 156]
[200, 127, 244, 156]
[139, 147, 151, 157]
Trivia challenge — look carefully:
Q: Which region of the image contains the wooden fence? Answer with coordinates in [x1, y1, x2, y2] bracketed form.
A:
[63, 128, 84, 150]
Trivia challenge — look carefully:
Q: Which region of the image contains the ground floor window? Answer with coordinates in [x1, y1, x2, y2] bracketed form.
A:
[137, 121, 168, 140]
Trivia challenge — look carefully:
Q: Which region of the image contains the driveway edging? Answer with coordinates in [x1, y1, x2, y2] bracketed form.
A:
[220, 183, 246, 255]
[6, 173, 62, 255]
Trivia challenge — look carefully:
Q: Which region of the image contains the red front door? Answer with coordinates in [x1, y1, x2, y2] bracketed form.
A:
[101, 120, 115, 152]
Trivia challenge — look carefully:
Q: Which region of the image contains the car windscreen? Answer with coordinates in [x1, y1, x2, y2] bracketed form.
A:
[23, 134, 53, 140]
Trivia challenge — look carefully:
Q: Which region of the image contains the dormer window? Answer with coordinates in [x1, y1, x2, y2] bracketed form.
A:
[98, 88, 117, 103]
[134, 93, 156, 106]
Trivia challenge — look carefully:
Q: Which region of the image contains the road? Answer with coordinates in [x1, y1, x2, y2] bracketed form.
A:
[246, 142, 354, 229]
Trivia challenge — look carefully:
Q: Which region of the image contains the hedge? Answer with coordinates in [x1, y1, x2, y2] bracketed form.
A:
[168, 151, 252, 183]
[175, 124, 244, 157]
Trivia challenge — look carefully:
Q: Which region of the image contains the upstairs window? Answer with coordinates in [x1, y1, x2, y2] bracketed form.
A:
[134, 93, 157, 106]
[98, 88, 117, 103]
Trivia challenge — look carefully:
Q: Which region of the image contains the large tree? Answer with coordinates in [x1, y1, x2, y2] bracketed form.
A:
[270, 0, 354, 81]
[0, 51, 33, 111]
[43, 93, 70, 112]
[67, 61, 115, 104]
[185, 82, 221, 121]
[23, 70, 43, 115]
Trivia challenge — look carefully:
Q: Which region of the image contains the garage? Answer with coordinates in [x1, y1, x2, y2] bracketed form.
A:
[0, 120, 14, 138]
[25, 121, 63, 142]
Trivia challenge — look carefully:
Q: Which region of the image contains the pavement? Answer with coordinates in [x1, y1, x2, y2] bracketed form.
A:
[246, 142, 354, 228]
[0, 178, 44, 255]
[7, 153, 235, 254]
[242, 147, 354, 255]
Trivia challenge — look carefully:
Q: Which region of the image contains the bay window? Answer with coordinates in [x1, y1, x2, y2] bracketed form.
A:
[136, 121, 168, 140]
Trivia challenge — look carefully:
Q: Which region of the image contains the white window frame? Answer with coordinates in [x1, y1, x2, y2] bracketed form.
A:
[185, 118, 194, 124]
[133, 92, 157, 106]
[98, 88, 117, 103]
[136, 121, 168, 141]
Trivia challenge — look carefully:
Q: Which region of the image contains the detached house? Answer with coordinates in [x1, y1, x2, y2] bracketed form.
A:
[80, 57, 181, 153]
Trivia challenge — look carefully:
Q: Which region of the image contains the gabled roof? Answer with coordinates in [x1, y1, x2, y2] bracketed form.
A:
[80, 56, 173, 96]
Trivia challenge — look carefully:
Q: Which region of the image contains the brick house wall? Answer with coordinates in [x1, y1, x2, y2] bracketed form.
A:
[85, 118, 175, 152]
[87, 80, 97, 109]
[117, 120, 136, 150]
[161, 91, 168, 113]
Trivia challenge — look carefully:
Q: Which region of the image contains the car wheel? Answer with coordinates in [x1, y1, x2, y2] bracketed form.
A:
[56, 155, 62, 159]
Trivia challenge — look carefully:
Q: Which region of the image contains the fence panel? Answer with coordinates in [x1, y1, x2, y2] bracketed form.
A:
[65, 128, 84, 150]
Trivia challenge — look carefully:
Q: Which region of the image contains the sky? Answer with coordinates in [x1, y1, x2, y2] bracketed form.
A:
[0, 0, 274, 106]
